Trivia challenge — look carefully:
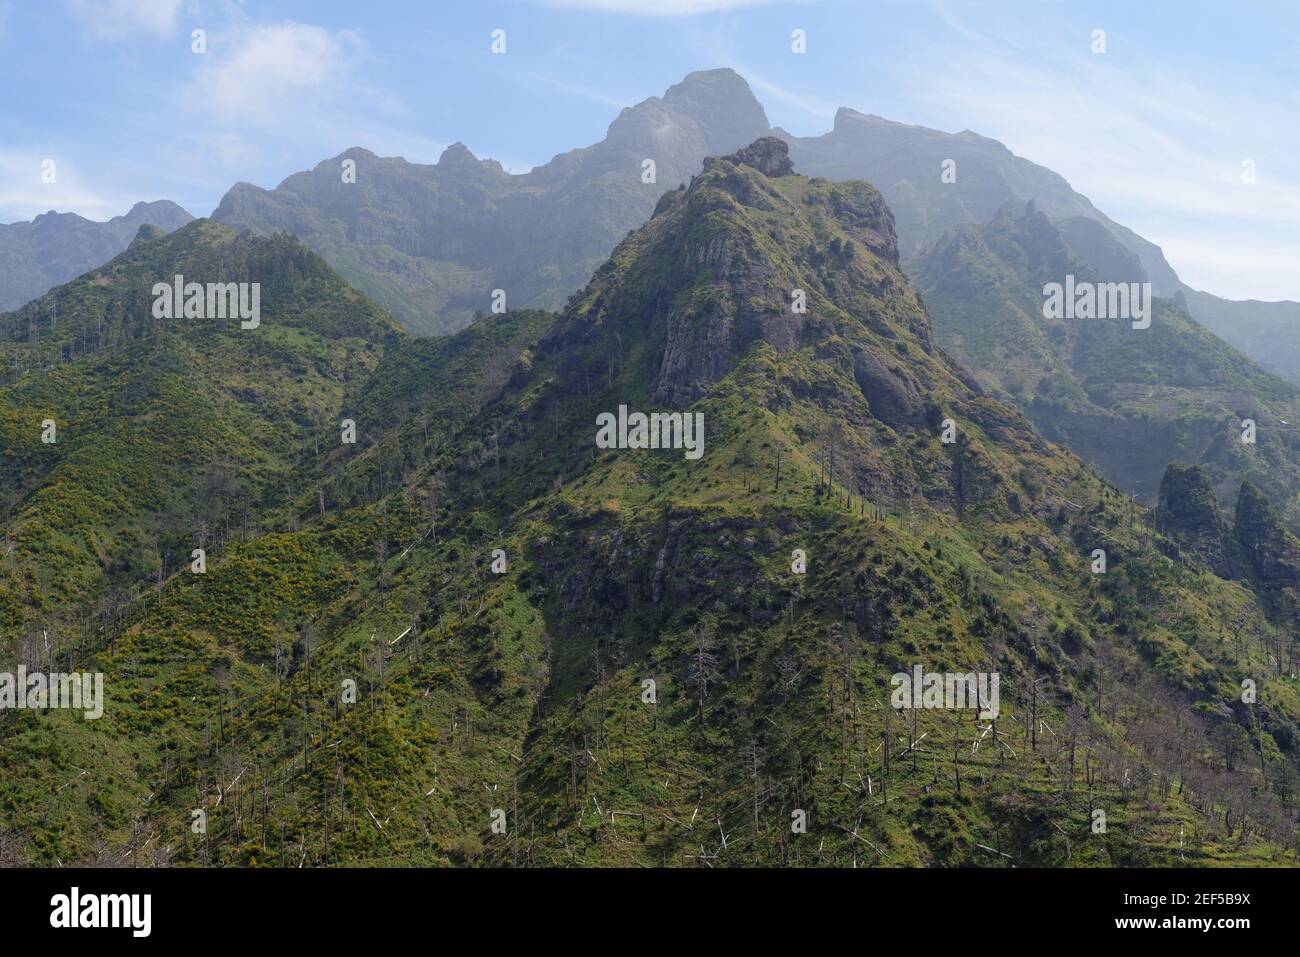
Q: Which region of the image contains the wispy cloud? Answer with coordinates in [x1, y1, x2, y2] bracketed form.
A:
[1161, 235, 1300, 304]
[143, 16, 455, 202]
[515, 69, 633, 110]
[63, 0, 181, 41]
[904, 5, 1300, 300]
[192, 21, 363, 126]
[0, 149, 139, 222]
[728, 63, 834, 123]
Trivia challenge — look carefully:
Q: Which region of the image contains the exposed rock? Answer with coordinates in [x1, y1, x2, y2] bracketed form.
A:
[725, 136, 795, 177]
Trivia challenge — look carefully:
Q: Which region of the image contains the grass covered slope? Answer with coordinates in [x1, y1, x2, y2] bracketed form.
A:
[0, 219, 401, 636]
[2, 141, 1299, 867]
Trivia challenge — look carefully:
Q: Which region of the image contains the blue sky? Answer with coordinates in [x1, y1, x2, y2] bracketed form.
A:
[2, 0, 1298, 300]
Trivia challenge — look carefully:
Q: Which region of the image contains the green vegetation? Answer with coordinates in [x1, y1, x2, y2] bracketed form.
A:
[2, 142, 1298, 868]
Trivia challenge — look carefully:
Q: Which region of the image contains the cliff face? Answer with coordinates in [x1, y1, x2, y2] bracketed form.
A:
[1156, 463, 1243, 578]
[1236, 481, 1300, 595]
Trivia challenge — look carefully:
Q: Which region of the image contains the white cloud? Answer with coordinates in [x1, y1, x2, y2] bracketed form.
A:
[540, 0, 806, 14]
[64, 0, 181, 41]
[1157, 236, 1300, 305]
[0, 149, 137, 222]
[193, 22, 362, 126]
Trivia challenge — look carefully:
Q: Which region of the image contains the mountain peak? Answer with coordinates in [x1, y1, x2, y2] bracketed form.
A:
[663, 67, 754, 104]
[1157, 462, 1242, 578]
[832, 106, 868, 130]
[831, 107, 912, 134]
[128, 222, 166, 248]
[656, 67, 770, 151]
[116, 199, 194, 229]
[549, 147, 910, 407]
[719, 136, 795, 177]
[438, 142, 479, 166]
[31, 209, 77, 224]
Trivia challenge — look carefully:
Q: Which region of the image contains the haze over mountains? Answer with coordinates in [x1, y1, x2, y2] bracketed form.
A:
[4, 71, 1297, 533]
[777, 105, 1300, 387]
[7, 69, 1295, 378]
[0, 201, 193, 312]
[909, 200, 1300, 527]
[204, 69, 1300, 384]
[192, 69, 1300, 523]
[211, 70, 770, 335]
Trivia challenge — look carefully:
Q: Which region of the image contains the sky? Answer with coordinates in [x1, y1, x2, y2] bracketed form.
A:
[1, 0, 1298, 301]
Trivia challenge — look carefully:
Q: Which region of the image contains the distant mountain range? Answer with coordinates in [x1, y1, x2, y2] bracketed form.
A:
[208, 69, 1300, 384]
[0, 200, 193, 312]
[211, 70, 770, 335]
[909, 199, 1300, 527]
[776, 105, 1300, 386]
[7, 70, 1296, 379]
[780, 107, 1182, 292]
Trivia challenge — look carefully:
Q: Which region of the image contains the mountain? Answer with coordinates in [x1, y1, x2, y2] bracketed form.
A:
[1180, 289, 1300, 384]
[211, 69, 770, 335]
[0, 218, 401, 635]
[779, 108, 1182, 293]
[203, 69, 1300, 390]
[1157, 463, 1300, 621]
[1235, 481, 1300, 609]
[908, 201, 1300, 527]
[5, 138, 1298, 867]
[0, 201, 193, 312]
[778, 108, 1300, 385]
[1155, 463, 1246, 580]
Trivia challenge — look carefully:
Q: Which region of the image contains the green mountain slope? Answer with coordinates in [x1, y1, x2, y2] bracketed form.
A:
[3, 141, 1298, 868]
[0, 219, 401, 636]
[1181, 288, 1300, 385]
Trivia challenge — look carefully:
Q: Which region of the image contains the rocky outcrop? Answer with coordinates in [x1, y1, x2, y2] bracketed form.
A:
[723, 136, 795, 177]
[1156, 463, 1242, 578]
[1235, 481, 1300, 591]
